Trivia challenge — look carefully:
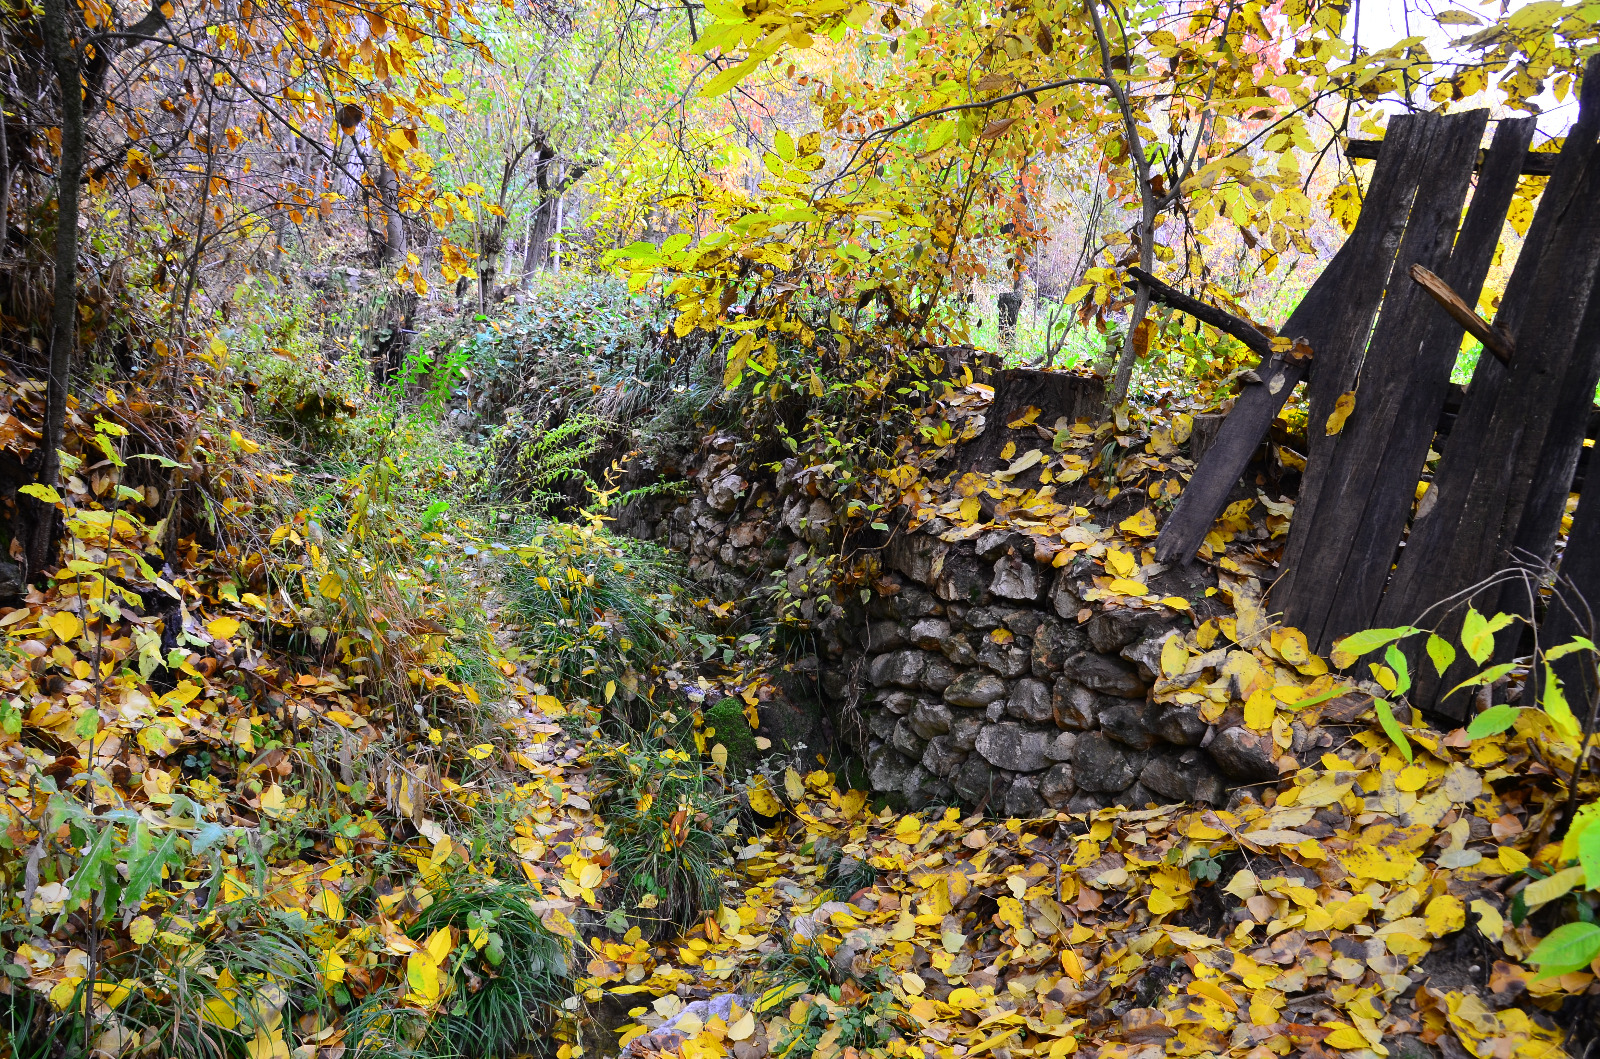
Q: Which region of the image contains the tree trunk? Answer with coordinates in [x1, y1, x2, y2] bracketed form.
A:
[25, 0, 85, 579]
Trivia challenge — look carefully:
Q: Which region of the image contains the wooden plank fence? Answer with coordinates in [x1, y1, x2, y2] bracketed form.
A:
[1149, 55, 1600, 720]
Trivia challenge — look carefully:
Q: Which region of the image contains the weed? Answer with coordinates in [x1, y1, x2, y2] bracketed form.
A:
[502, 522, 690, 706]
[394, 880, 572, 1059]
[590, 730, 728, 940]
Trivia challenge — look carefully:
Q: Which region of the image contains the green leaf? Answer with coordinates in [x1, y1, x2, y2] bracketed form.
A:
[1578, 821, 1600, 892]
[1426, 633, 1456, 676]
[1374, 698, 1412, 762]
[1461, 607, 1515, 664]
[1544, 636, 1596, 661]
[1383, 644, 1412, 696]
[1528, 922, 1600, 979]
[67, 825, 119, 908]
[73, 708, 100, 740]
[699, 56, 759, 98]
[122, 830, 180, 914]
[129, 453, 182, 469]
[1330, 626, 1418, 668]
[1542, 664, 1583, 740]
[1465, 704, 1520, 739]
[1446, 662, 1518, 699]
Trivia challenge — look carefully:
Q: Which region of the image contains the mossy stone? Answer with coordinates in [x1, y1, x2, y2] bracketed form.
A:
[705, 697, 758, 776]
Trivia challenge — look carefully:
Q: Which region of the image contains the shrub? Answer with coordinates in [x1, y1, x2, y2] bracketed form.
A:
[395, 880, 572, 1059]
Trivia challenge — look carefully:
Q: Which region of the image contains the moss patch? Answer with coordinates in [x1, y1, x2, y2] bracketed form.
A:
[705, 696, 759, 777]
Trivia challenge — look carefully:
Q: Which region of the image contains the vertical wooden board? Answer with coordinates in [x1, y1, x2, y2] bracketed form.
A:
[1277, 113, 1528, 652]
[1378, 57, 1600, 718]
[1153, 115, 1432, 566]
[1544, 455, 1600, 711]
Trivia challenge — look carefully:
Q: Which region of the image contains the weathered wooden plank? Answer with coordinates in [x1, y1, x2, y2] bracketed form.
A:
[1346, 137, 1559, 176]
[1154, 113, 1437, 565]
[1276, 113, 1526, 653]
[1377, 57, 1600, 718]
[1409, 264, 1514, 366]
[1543, 474, 1600, 712]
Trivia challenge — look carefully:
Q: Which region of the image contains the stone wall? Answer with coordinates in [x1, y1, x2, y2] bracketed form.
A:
[828, 520, 1244, 815]
[624, 415, 1282, 817]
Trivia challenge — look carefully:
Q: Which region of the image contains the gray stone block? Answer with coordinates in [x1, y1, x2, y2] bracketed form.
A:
[1045, 731, 1077, 762]
[909, 700, 954, 740]
[943, 671, 1008, 708]
[868, 745, 915, 792]
[1040, 762, 1076, 808]
[975, 722, 1052, 773]
[1208, 726, 1281, 782]
[1146, 701, 1207, 745]
[1005, 678, 1055, 724]
[1051, 679, 1103, 730]
[979, 641, 1031, 679]
[1087, 608, 1168, 653]
[908, 618, 952, 649]
[947, 709, 985, 751]
[1073, 732, 1143, 792]
[868, 649, 928, 688]
[1003, 778, 1046, 818]
[922, 735, 967, 778]
[891, 718, 929, 759]
[921, 656, 961, 693]
[1063, 651, 1148, 697]
[1099, 701, 1154, 750]
[940, 635, 979, 666]
[1048, 570, 1084, 619]
[991, 553, 1046, 603]
[952, 756, 1011, 806]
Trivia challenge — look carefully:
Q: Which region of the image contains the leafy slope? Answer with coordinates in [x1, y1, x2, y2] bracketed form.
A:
[589, 648, 1596, 1059]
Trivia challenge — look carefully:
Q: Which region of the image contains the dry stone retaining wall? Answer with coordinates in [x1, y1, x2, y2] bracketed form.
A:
[826, 520, 1243, 815]
[625, 434, 1274, 815]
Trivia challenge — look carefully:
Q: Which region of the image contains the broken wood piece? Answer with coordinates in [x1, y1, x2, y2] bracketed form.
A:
[1126, 267, 1278, 359]
[1345, 138, 1558, 176]
[1408, 264, 1513, 365]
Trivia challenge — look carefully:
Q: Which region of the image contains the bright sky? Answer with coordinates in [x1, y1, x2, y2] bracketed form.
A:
[1356, 0, 1581, 137]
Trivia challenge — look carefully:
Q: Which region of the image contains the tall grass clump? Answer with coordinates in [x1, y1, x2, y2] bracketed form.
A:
[501, 521, 691, 706]
[589, 728, 729, 941]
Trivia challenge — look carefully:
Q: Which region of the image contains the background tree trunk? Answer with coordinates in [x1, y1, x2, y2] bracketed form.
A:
[24, 0, 85, 579]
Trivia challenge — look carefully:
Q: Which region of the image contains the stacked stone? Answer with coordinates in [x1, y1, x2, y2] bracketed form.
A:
[631, 436, 1258, 817]
[837, 521, 1238, 815]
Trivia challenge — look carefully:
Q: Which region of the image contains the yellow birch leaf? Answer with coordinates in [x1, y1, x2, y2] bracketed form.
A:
[748, 778, 783, 816]
[1424, 894, 1465, 937]
[405, 951, 441, 1006]
[206, 616, 240, 640]
[1325, 391, 1356, 436]
[1522, 865, 1586, 910]
[727, 1011, 756, 1040]
[1471, 898, 1504, 942]
[1108, 578, 1149, 596]
[318, 571, 343, 599]
[49, 611, 82, 642]
[1119, 508, 1158, 537]
[1243, 689, 1276, 731]
[320, 948, 346, 986]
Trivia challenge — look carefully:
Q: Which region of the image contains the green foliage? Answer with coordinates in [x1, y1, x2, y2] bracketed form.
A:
[590, 730, 728, 940]
[704, 696, 758, 777]
[402, 880, 572, 1058]
[502, 522, 690, 705]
